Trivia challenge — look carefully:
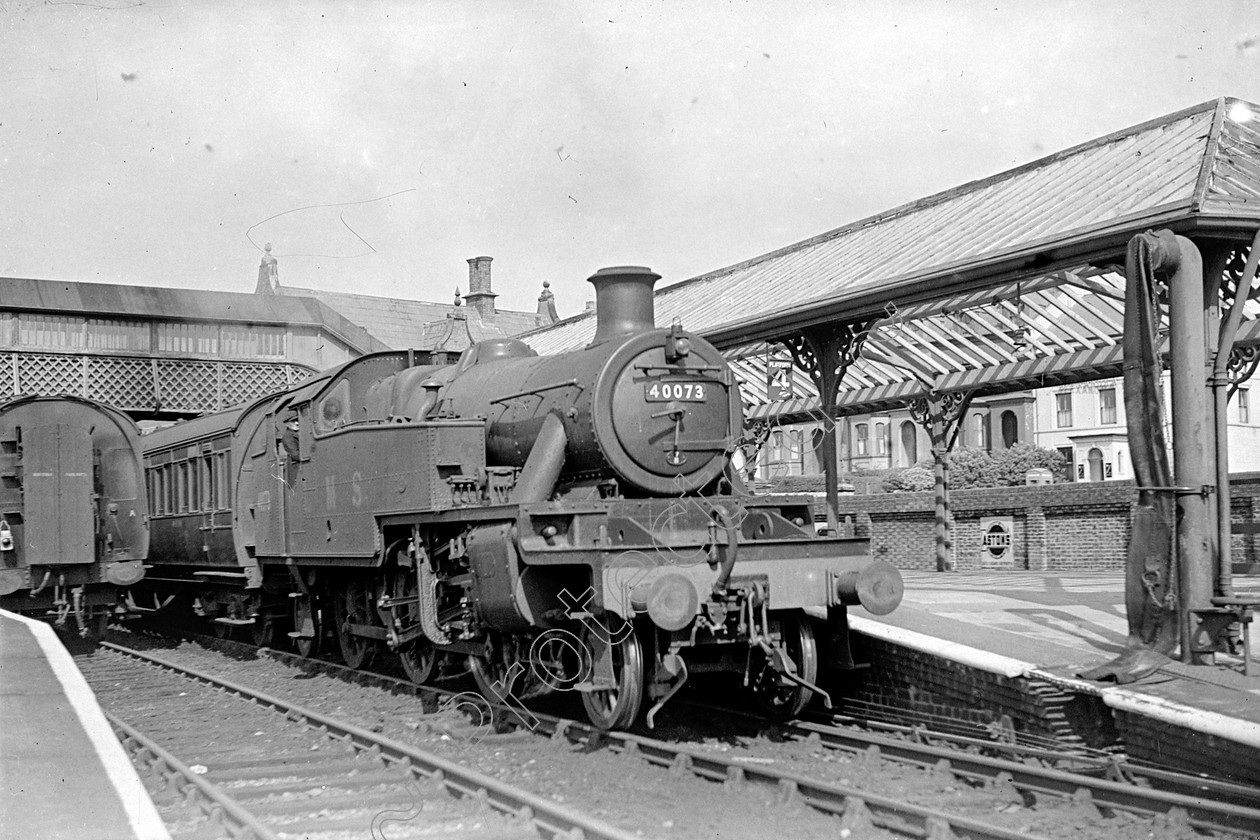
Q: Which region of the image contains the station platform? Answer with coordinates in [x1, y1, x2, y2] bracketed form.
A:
[0, 609, 169, 840]
[847, 570, 1260, 781]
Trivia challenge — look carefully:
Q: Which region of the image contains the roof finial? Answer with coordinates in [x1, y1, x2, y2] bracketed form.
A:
[536, 279, 558, 323]
[255, 243, 278, 295]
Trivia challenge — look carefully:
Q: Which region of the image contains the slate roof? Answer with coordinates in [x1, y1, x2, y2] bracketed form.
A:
[522, 96, 1260, 355]
[279, 285, 551, 350]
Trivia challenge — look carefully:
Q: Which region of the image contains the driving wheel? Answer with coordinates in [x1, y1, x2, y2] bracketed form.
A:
[334, 578, 377, 670]
[580, 620, 645, 730]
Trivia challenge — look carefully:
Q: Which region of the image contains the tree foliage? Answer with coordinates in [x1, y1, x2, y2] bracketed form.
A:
[879, 444, 1068, 492]
[880, 466, 934, 493]
[949, 443, 1068, 489]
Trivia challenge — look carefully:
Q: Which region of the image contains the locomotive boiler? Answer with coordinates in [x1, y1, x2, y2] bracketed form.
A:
[0, 395, 148, 639]
[140, 266, 902, 729]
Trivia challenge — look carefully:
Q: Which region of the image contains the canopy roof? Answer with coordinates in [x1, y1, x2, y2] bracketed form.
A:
[523, 97, 1260, 417]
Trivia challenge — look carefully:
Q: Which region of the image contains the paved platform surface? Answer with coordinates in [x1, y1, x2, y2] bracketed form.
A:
[850, 571, 1260, 746]
[0, 610, 169, 840]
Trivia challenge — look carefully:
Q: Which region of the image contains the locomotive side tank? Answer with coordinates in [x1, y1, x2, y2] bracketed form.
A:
[0, 395, 148, 639]
[139, 265, 903, 730]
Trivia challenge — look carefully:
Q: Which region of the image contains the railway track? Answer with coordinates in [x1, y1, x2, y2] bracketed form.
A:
[78, 644, 643, 840]
[102, 628, 1259, 839]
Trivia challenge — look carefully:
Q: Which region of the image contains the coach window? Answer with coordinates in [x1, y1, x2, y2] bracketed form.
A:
[208, 454, 220, 509]
[215, 452, 230, 509]
[200, 455, 212, 510]
[181, 461, 190, 511]
[165, 464, 176, 513]
[148, 468, 162, 515]
[188, 458, 201, 512]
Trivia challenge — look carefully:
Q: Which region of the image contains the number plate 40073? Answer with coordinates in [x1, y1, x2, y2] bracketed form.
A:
[644, 381, 708, 402]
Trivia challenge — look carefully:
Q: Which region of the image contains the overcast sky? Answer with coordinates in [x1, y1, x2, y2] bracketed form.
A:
[2, 1, 1258, 320]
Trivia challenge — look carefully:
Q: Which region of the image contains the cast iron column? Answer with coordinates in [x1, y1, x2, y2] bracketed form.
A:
[911, 391, 973, 572]
[782, 319, 875, 532]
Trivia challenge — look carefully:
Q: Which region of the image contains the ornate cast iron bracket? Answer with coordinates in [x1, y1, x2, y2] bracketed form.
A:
[909, 389, 974, 451]
[1228, 345, 1260, 399]
[780, 318, 877, 410]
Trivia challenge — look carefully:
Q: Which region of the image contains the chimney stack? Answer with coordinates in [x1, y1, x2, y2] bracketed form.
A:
[465, 256, 497, 319]
[587, 266, 659, 345]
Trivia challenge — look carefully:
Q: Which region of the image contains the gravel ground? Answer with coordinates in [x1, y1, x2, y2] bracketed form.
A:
[94, 631, 1234, 840]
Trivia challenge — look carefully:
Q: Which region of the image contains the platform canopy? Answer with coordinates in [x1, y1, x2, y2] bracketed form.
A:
[523, 97, 1260, 420]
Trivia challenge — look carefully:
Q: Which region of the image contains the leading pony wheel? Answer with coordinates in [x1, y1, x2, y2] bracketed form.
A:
[752, 612, 818, 719]
[580, 621, 645, 730]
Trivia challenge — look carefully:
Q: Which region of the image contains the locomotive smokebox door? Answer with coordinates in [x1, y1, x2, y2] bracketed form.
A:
[25, 424, 94, 565]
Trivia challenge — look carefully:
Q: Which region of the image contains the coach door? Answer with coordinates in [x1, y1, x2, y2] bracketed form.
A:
[24, 424, 94, 565]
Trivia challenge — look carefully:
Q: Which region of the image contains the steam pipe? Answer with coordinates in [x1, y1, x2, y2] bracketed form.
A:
[510, 412, 567, 504]
[1165, 233, 1211, 663]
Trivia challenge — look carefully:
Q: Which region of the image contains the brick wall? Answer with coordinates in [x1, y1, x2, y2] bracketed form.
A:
[834, 482, 1136, 571]
[843, 635, 1110, 747]
[831, 474, 1260, 571]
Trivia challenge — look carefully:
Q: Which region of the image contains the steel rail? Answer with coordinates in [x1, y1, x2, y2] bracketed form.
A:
[821, 714, 1260, 813]
[108, 634, 1054, 840]
[131, 628, 1260, 836]
[790, 720, 1260, 836]
[109, 713, 282, 840]
[681, 694, 1260, 829]
[684, 697, 1260, 834]
[100, 641, 644, 840]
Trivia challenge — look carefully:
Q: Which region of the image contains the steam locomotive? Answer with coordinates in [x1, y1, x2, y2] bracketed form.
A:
[0, 395, 149, 639]
[138, 267, 902, 729]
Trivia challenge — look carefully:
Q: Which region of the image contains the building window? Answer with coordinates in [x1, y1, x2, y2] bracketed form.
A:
[970, 412, 990, 449]
[874, 422, 887, 456]
[1058, 446, 1075, 481]
[1056, 392, 1073, 428]
[900, 420, 917, 466]
[855, 423, 868, 456]
[18, 313, 85, 349]
[87, 318, 149, 351]
[222, 324, 286, 358]
[1088, 447, 1104, 482]
[1099, 388, 1117, 425]
[1240, 389, 1251, 424]
[157, 322, 219, 355]
[1000, 410, 1018, 447]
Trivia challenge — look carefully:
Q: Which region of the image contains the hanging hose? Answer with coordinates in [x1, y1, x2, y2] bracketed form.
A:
[1080, 230, 1182, 683]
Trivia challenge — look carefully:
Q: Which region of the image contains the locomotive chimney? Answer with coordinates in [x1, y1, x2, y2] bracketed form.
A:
[465, 256, 497, 318]
[587, 266, 660, 344]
